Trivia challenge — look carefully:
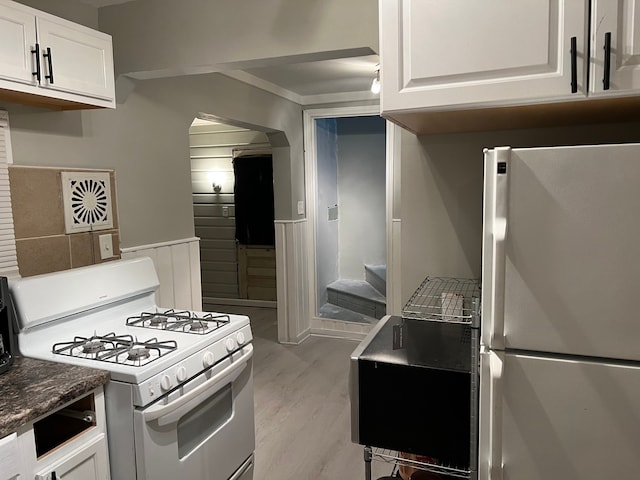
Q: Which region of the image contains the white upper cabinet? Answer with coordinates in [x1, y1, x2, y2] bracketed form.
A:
[37, 16, 115, 102]
[0, 0, 115, 109]
[380, 0, 588, 113]
[590, 0, 640, 96]
[0, 1, 37, 85]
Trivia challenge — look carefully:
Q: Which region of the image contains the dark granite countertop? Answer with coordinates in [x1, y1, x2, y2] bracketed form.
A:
[0, 357, 110, 438]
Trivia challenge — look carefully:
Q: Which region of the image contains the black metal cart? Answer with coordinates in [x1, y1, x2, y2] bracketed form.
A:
[350, 277, 481, 480]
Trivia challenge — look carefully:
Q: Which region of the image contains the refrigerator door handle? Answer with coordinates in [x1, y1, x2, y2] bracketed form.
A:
[490, 218, 507, 347]
[488, 350, 505, 480]
[482, 147, 510, 349]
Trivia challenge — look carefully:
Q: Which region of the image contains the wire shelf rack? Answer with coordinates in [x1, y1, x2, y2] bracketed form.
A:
[402, 277, 480, 325]
[370, 448, 472, 479]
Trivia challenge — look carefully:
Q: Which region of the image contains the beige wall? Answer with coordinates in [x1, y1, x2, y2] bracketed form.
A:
[98, 0, 378, 78]
[400, 121, 640, 304]
[3, 73, 304, 249]
[13, 0, 98, 28]
[3, 0, 374, 253]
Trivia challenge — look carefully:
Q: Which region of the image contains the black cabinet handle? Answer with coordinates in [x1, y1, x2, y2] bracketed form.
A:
[51, 472, 57, 480]
[43, 47, 54, 84]
[603, 31, 612, 90]
[570, 36, 577, 93]
[31, 43, 41, 82]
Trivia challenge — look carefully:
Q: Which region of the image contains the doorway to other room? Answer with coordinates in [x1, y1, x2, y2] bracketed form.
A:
[189, 118, 277, 310]
[305, 107, 388, 340]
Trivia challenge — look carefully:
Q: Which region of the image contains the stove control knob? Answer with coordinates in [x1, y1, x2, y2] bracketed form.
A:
[236, 332, 246, 345]
[160, 375, 172, 391]
[176, 366, 188, 383]
[225, 337, 236, 352]
[203, 351, 215, 367]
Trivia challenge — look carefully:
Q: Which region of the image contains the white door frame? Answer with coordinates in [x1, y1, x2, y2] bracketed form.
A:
[303, 105, 401, 335]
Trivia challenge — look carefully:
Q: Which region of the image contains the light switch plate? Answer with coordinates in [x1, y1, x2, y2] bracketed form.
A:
[328, 205, 338, 221]
[297, 200, 305, 215]
[99, 234, 113, 260]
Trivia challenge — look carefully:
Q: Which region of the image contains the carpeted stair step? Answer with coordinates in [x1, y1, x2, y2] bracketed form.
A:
[318, 303, 378, 324]
[326, 279, 386, 320]
[364, 264, 386, 295]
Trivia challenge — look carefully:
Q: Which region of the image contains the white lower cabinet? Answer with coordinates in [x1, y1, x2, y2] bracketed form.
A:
[33, 435, 108, 480]
[0, 433, 25, 480]
[16, 388, 110, 480]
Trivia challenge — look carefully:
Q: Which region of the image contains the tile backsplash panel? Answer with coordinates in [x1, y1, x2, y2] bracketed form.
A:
[9, 166, 120, 277]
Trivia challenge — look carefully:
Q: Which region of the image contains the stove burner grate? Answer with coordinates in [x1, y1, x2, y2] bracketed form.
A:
[126, 309, 231, 335]
[53, 333, 132, 358]
[52, 334, 177, 367]
[99, 337, 178, 366]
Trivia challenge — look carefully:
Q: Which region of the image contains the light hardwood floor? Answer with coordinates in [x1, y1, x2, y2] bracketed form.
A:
[207, 305, 393, 480]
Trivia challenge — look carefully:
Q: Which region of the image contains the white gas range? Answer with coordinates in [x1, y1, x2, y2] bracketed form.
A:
[11, 257, 255, 480]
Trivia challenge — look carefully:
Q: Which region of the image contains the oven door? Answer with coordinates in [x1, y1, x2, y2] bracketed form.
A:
[133, 344, 254, 480]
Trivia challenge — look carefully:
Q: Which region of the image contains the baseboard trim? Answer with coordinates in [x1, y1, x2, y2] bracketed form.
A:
[310, 317, 373, 341]
[203, 297, 277, 309]
[279, 327, 311, 345]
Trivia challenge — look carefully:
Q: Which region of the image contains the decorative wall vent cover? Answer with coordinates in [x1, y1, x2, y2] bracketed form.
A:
[61, 172, 113, 234]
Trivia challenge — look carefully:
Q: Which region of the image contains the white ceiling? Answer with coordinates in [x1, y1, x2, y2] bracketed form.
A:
[224, 54, 380, 105]
[78, 0, 379, 104]
[79, 0, 134, 6]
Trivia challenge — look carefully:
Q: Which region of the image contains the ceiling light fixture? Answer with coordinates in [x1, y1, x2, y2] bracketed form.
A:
[371, 67, 381, 94]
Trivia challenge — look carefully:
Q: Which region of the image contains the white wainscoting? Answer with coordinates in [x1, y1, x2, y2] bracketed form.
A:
[275, 219, 310, 344]
[310, 317, 372, 341]
[120, 237, 202, 311]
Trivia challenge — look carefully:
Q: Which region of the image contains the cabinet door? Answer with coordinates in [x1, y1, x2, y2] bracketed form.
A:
[36, 16, 114, 101]
[590, 0, 640, 95]
[34, 434, 109, 480]
[0, 2, 37, 85]
[380, 0, 588, 113]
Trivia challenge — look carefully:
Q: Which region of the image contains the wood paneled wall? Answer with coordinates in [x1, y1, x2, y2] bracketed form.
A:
[189, 122, 270, 302]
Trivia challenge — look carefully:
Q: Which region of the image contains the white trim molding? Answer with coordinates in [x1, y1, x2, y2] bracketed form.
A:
[310, 317, 372, 341]
[386, 123, 403, 315]
[303, 105, 395, 339]
[222, 71, 380, 106]
[203, 298, 277, 309]
[120, 237, 202, 311]
[275, 219, 310, 344]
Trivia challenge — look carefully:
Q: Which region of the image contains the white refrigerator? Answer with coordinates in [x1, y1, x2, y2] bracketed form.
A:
[479, 144, 640, 480]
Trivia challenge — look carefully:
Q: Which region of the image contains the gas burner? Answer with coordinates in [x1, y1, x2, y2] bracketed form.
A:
[126, 309, 231, 335]
[149, 315, 169, 326]
[53, 334, 177, 367]
[188, 321, 208, 333]
[82, 340, 107, 354]
[127, 347, 151, 362]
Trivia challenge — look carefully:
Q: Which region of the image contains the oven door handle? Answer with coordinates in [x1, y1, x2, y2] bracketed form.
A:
[230, 454, 254, 480]
[143, 344, 253, 426]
